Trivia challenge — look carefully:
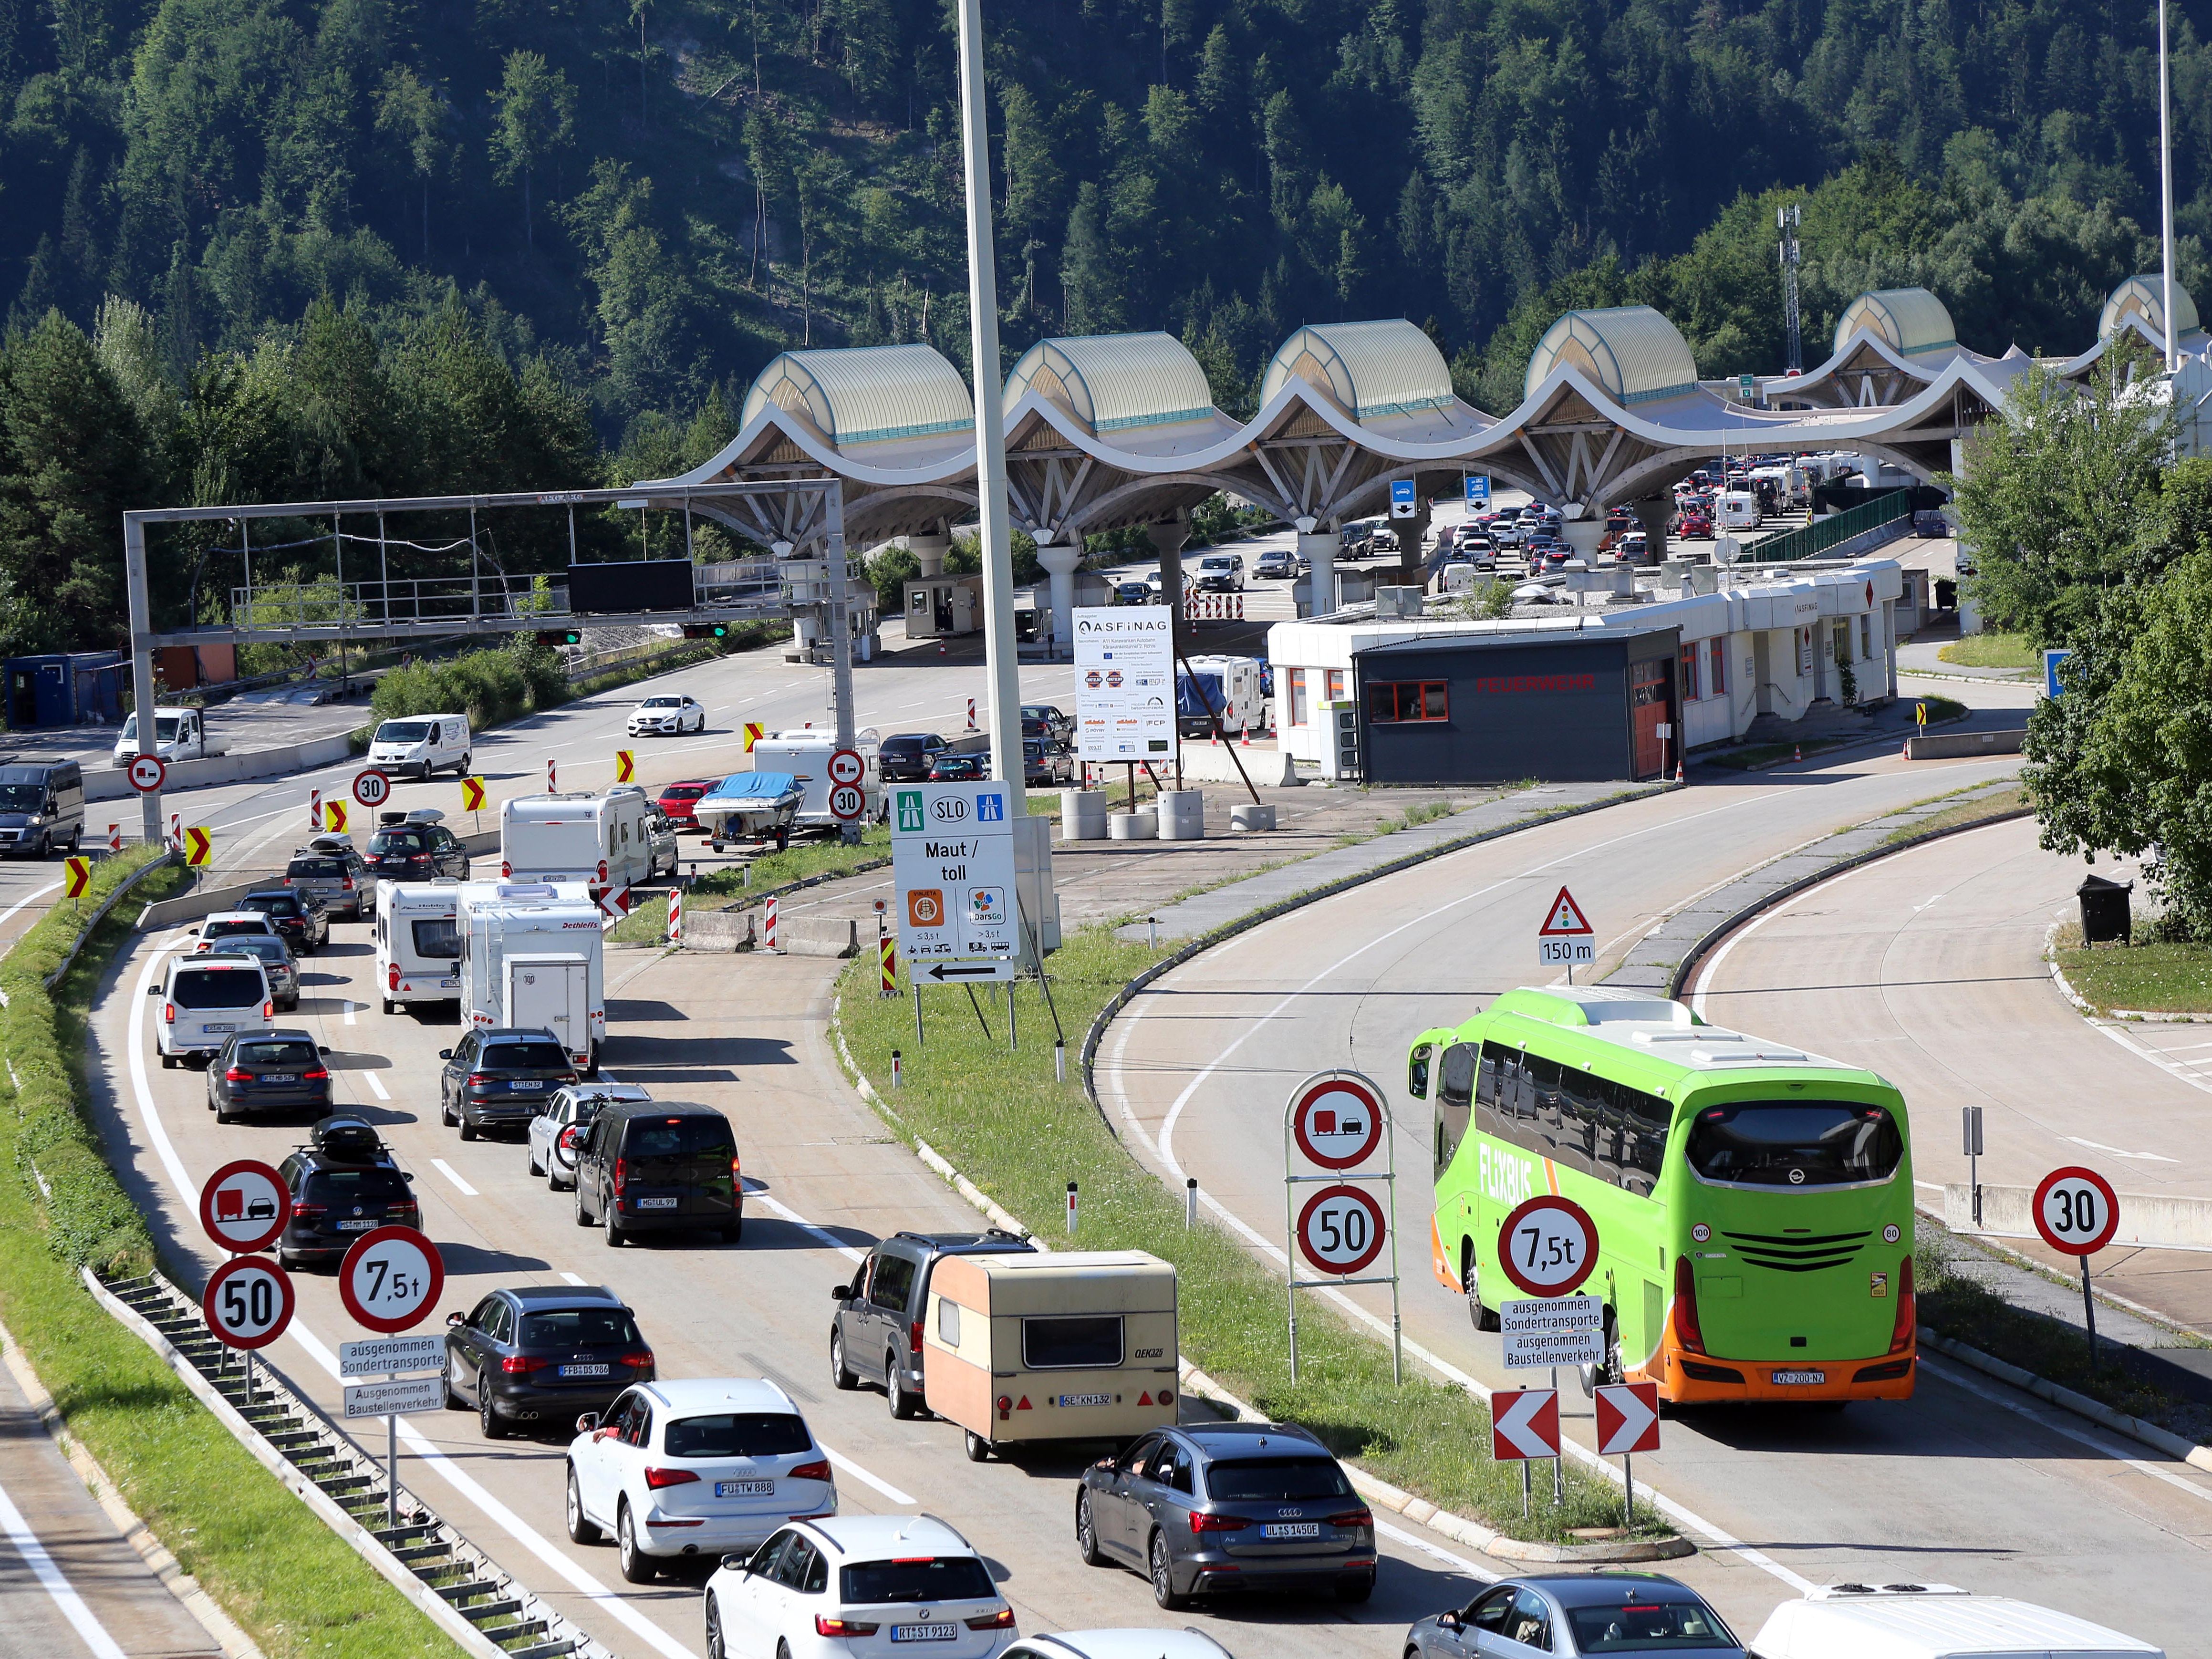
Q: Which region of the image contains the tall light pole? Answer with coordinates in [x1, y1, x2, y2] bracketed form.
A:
[954, 0, 1025, 784]
[2161, 0, 2177, 371]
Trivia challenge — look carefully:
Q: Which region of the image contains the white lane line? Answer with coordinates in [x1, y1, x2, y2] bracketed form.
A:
[748, 1192, 866, 1264]
[2064, 1136, 2178, 1163]
[1918, 1355, 2212, 1505]
[361, 1070, 391, 1101]
[343, 1000, 357, 1026]
[821, 1448, 915, 1505]
[559, 1272, 587, 1286]
[1375, 1515, 1497, 1584]
[0, 880, 63, 931]
[430, 1158, 479, 1196]
[0, 1474, 130, 1659]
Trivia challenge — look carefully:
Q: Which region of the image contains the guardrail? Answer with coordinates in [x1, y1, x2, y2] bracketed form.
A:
[1738, 490, 1912, 563]
[40, 851, 177, 992]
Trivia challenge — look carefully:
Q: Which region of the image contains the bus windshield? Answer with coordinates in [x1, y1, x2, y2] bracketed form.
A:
[1684, 1101, 1902, 1188]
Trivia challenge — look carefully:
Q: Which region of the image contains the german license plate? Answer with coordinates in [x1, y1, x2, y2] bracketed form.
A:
[204, 1023, 235, 1033]
[716, 1479, 773, 1497]
[1772, 1369, 1827, 1385]
[336, 1220, 374, 1231]
[262, 1075, 295, 1084]
[637, 1196, 678, 1210]
[891, 1626, 958, 1643]
[439, 977, 459, 988]
[510, 1080, 544, 1090]
[1262, 1522, 1320, 1539]
[559, 1363, 610, 1379]
[1056, 1392, 1112, 1408]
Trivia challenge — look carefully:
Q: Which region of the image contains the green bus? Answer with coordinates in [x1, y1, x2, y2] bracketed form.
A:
[1409, 985, 1917, 1405]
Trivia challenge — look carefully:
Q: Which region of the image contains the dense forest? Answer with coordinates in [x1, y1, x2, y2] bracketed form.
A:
[3, 0, 2211, 653]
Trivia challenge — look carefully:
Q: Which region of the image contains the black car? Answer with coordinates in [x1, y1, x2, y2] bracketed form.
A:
[928, 752, 988, 782]
[442, 1284, 654, 1440]
[1075, 1422, 1374, 1610]
[361, 811, 470, 881]
[830, 1229, 1034, 1419]
[880, 733, 952, 782]
[1020, 704, 1074, 745]
[571, 1100, 742, 1247]
[437, 1028, 579, 1141]
[1404, 1573, 1743, 1659]
[237, 887, 329, 954]
[206, 1029, 331, 1123]
[275, 1142, 421, 1269]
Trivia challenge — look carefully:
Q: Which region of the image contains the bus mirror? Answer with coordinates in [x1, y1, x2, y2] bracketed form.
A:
[1408, 1043, 1432, 1100]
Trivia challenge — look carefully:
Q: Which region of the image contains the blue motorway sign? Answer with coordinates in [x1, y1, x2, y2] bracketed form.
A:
[1390, 479, 1417, 519]
[2044, 647, 2072, 699]
[1465, 475, 1492, 507]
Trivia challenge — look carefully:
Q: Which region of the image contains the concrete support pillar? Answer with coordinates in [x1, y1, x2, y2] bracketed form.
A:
[1560, 518, 1606, 562]
[909, 530, 950, 579]
[1630, 498, 1672, 565]
[1394, 502, 1432, 587]
[1148, 517, 1190, 656]
[1298, 528, 1338, 617]
[1037, 540, 1081, 658]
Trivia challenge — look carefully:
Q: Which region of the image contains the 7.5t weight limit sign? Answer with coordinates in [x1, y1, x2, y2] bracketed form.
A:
[1496, 1194, 1599, 1297]
[338, 1225, 445, 1334]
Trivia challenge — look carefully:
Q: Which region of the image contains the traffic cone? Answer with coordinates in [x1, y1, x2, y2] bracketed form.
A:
[1794, 744, 1802, 763]
[1240, 725, 1250, 747]
[1674, 757, 1684, 782]
[1210, 728, 1218, 746]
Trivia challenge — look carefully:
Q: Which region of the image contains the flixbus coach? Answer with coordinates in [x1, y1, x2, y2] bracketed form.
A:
[1409, 985, 1915, 1406]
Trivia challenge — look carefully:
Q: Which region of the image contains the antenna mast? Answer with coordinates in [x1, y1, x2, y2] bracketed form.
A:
[1778, 203, 1803, 376]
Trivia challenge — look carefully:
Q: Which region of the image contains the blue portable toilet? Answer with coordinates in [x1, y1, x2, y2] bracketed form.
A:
[3, 653, 125, 728]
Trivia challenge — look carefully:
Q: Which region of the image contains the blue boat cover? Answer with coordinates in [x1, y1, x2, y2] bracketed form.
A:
[697, 771, 800, 803]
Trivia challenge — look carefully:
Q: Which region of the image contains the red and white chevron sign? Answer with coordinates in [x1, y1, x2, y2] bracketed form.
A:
[1594, 1381, 1661, 1456]
[1490, 1387, 1560, 1462]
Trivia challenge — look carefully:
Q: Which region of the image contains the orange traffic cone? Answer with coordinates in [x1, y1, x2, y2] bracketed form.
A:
[1794, 744, 1802, 763]
[1240, 725, 1250, 747]
[1674, 757, 1685, 782]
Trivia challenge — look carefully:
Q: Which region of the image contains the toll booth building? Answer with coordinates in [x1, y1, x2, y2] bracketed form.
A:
[1267, 560, 1902, 784]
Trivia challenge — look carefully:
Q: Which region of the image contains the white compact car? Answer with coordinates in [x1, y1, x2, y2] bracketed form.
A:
[566, 1379, 836, 1584]
[629, 695, 707, 736]
[530, 1082, 652, 1190]
[704, 1514, 1016, 1659]
[367, 713, 472, 778]
[150, 954, 273, 1067]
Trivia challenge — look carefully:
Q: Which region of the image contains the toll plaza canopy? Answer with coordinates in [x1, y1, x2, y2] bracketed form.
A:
[631, 273, 2207, 555]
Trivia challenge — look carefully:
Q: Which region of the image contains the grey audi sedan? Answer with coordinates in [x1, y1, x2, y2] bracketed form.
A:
[1404, 1573, 1743, 1658]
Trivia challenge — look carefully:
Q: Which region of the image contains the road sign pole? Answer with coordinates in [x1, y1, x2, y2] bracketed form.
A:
[1623, 1449, 1633, 1530]
[913, 978, 924, 1047]
[2082, 1256, 2098, 1370]
[123, 513, 163, 849]
[1551, 1366, 1563, 1506]
[389, 1408, 400, 1530]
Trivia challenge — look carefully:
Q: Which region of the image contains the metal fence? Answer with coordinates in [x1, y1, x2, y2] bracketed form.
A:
[1739, 489, 1912, 563]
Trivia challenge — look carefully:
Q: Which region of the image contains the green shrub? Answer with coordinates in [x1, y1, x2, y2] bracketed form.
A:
[371, 635, 570, 728]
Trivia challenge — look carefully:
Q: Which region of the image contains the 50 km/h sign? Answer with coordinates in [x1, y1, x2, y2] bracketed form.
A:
[1496, 1194, 1599, 1297]
[338, 1225, 445, 1334]
[1295, 1184, 1388, 1277]
[202, 1255, 294, 1349]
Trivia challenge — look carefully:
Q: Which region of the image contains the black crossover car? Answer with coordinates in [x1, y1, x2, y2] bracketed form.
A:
[1403, 1573, 1743, 1659]
[571, 1100, 742, 1246]
[206, 1029, 331, 1123]
[443, 1283, 655, 1440]
[275, 1135, 421, 1269]
[1075, 1421, 1374, 1609]
[830, 1229, 1035, 1420]
[879, 733, 953, 782]
[237, 886, 329, 954]
[438, 1028, 580, 1141]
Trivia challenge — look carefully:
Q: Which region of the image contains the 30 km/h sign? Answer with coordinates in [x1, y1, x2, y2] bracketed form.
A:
[202, 1255, 294, 1350]
[1490, 1388, 1560, 1461]
[1537, 885, 1595, 970]
[826, 748, 865, 788]
[353, 768, 392, 809]
[1496, 1194, 1599, 1297]
[1288, 1073, 1386, 1170]
[828, 782, 867, 822]
[200, 1159, 292, 1255]
[338, 1225, 444, 1333]
[127, 753, 166, 793]
[1295, 1184, 1388, 1277]
[2034, 1166, 2119, 1255]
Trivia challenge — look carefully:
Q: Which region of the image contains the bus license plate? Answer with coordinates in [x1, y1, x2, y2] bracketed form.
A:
[1262, 1522, 1320, 1539]
[637, 1196, 678, 1209]
[1772, 1369, 1827, 1385]
[717, 1480, 774, 1497]
[1057, 1393, 1113, 1408]
[892, 1626, 958, 1643]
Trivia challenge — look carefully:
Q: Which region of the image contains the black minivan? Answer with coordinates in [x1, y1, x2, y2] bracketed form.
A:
[0, 760, 84, 859]
[571, 1101, 742, 1247]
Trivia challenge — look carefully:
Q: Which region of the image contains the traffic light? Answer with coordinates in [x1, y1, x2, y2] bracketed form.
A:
[681, 621, 731, 640]
[535, 627, 584, 648]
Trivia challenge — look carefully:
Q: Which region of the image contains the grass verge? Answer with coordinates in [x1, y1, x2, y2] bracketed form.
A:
[2051, 919, 2212, 1015]
[0, 851, 461, 1657]
[609, 824, 896, 943]
[836, 926, 1668, 1543]
[1881, 783, 2027, 845]
[1936, 632, 2037, 670]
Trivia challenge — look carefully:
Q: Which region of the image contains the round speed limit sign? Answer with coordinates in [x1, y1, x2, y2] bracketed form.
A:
[828, 782, 867, 822]
[1296, 1184, 1388, 1277]
[353, 768, 392, 809]
[826, 747, 865, 788]
[2033, 1165, 2119, 1256]
[1496, 1194, 1599, 1297]
[202, 1255, 294, 1349]
[337, 1225, 445, 1334]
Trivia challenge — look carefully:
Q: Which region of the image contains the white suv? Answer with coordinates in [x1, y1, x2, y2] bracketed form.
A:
[566, 1379, 835, 1583]
[705, 1514, 1015, 1659]
[150, 954, 273, 1067]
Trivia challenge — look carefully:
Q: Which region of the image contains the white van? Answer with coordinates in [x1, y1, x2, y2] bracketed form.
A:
[367, 713, 472, 778]
[455, 882, 605, 1067]
[500, 792, 655, 898]
[374, 880, 462, 1013]
[149, 953, 273, 1067]
[748, 728, 883, 831]
[1749, 1585, 2162, 1659]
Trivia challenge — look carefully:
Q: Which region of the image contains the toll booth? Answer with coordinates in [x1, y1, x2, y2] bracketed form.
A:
[2, 652, 125, 727]
[903, 573, 983, 639]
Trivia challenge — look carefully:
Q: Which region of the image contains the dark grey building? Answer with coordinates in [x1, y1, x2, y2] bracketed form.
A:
[1354, 627, 1682, 784]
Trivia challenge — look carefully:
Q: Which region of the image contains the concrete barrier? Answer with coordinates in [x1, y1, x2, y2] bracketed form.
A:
[680, 907, 756, 953]
[1107, 811, 1157, 841]
[1944, 1182, 2212, 1250]
[1177, 743, 1296, 787]
[1907, 727, 2025, 760]
[87, 733, 362, 802]
[1157, 789, 1205, 841]
[779, 915, 857, 958]
[1060, 788, 1108, 841]
[1230, 802, 1277, 831]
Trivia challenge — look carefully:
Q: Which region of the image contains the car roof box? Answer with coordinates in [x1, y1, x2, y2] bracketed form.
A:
[311, 1114, 385, 1162]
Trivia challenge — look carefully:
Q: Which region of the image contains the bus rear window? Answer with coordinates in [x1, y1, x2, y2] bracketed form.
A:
[1684, 1101, 1902, 1187]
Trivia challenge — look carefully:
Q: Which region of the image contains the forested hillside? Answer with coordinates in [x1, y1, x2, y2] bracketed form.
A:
[2, 0, 2210, 654]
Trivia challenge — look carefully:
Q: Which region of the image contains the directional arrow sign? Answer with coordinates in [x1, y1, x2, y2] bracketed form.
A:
[614, 750, 635, 784]
[926, 960, 1016, 982]
[63, 857, 90, 899]
[324, 799, 349, 834]
[1490, 1387, 1560, 1462]
[743, 722, 764, 753]
[1594, 1381, 1661, 1455]
[183, 827, 212, 866]
[459, 775, 486, 812]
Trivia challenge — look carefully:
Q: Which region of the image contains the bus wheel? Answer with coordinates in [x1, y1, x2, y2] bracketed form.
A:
[1578, 1315, 1624, 1395]
[1463, 1257, 1500, 1333]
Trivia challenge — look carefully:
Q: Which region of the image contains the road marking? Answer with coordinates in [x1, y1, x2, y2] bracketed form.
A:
[1374, 1515, 1498, 1584]
[0, 1474, 130, 1659]
[559, 1272, 587, 1286]
[748, 1192, 866, 1264]
[0, 880, 63, 932]
[821, 1448, 915, 1504]
[430, 1158, 479, 1196]
[2064, 1136, 2179, 1163]
[343, 1000, 357, 1025]
[361, 1070, 390, 1100]
[1919, 1355, 2212, 1506]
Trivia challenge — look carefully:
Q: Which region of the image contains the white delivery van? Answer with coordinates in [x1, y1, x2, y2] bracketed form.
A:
[500, 791, 654, 898]
[367, 713, 472, 778]
[455, 882, 605, 1068]
[149, 953, 273, 1067]
[1749, 1585, 2162, 1659]
[748, 727, 883, 831]
[374, 880, 462, 1013]
[113, 707, 225, 767]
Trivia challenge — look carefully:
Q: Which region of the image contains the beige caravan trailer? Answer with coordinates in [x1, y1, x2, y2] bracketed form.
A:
[923, 1251, 1179, 1462]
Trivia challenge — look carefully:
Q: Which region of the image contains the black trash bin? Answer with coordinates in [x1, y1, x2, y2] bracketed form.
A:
[2077, 872, 2134, 946]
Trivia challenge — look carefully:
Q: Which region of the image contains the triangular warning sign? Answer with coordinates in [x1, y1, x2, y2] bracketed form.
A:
[1016, 1396, 1032, 1411]
[1138, 1391, 1153, 1406]
[1538, 886, 1594, 937]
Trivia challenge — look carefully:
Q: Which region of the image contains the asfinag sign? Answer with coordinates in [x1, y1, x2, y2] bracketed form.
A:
[1073, 607, 1175, 762]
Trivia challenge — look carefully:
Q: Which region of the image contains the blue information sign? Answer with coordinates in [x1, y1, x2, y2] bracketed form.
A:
[1390, 479, 1417, 519]
[1464, 475, 1492, 508]
[2044, 648, 2072, 699]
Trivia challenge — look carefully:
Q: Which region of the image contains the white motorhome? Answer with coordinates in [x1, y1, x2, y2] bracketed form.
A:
[454, 881, 605, 1068]
[500, 791, 655, 897]
[373, 880, 462, 1013]
[1176, 654, 1266, 738]
[1717, 490, 1762, 531]
[1749, 1584, 2161, 1659]
[747, 727, 883, 830]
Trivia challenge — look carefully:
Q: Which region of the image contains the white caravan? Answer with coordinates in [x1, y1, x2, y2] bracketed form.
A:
[373, 879, 463, 1012]
[500, 791, 654, 898]
[454, 881, 606, 1068]
[747, 727, 883, 831]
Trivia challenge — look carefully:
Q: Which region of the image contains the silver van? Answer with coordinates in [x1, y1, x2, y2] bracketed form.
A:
[150, 954, 273, 1067]
[0, 760, 84, 859]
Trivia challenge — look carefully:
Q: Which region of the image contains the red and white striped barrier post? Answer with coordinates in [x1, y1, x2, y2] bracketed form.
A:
[107, 824, 121, 852]
[966, 698, 976, 731]
[167, 812, 179, 850]
[548, 757, 557, 791]
[763, 894, 779, 952]
[668, 885, 683, 944]
[309, 788, 322, 830]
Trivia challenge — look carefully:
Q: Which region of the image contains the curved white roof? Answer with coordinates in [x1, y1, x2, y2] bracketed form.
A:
[739, 343, 974, 449]
[1527, 307, 1699, 405]
[1833, 289, 1957, 357]
[1004, 333, 1218, 435]
[2100, 274, 2201, 342]
[1259, 320, 1454, 421]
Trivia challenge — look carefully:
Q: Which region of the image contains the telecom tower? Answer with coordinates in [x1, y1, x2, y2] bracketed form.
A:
[1778, 204, 1803, 375]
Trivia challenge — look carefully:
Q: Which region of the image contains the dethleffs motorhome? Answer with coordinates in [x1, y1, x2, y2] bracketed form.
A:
[454, 881, 605, 1068]
[923, 1250, 1178, 1462]
[374, 880, 461, 1012]
[500, 791, 653, 898]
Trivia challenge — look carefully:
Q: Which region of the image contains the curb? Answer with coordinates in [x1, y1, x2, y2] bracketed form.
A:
[2044, 917, 2212, 1024]
[1920, 1327, 2212, 1474]
[0, 1313, 266, 1659]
